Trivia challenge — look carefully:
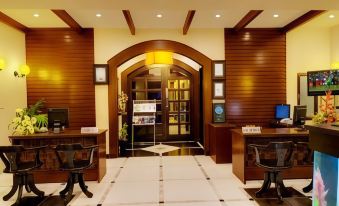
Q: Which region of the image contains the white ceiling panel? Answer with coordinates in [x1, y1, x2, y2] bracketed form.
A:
[301, 10, 339, 28]
[191, 10, 249, 28]
[247, 10, 308, 28]
[132, 10, 187, 28]
[0, 9, 68, 27]
[67, 9, 126, 28]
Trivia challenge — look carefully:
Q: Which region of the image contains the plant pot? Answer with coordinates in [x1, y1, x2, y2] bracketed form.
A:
[119, 103, 126, 113]
[119, 140, 128, 157]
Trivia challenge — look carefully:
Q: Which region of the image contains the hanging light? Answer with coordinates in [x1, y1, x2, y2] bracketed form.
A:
[14, 64, 31, 77]
[0, 58, 5, 71]
[145, 51, 173, 67]
[331, 62, 339, 69]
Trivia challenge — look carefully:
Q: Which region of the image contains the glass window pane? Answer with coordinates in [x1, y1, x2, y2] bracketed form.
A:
[148, 92, 161, 100]
[180, 114, 190, 123]
[180, 80, 190, 89]
[180, 125, 190, 134]
[168, 91, 178, 100]
[156, 114, 162, 123]
[180, 91, 190, 100]
[148, 81, 161, 89]
[169, 102, 179, 112]
[168, 80, 178, 89]
[132, 80, 145, 89]
[132, 92, 146, 100]
[169, 114, 178, 123]
[169, 125, 179, 135]
[180, 102, 189, 112]
[156, 103, 161, 111]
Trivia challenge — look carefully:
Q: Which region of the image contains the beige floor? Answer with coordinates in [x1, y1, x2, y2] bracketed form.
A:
[0, 155, 312, 206]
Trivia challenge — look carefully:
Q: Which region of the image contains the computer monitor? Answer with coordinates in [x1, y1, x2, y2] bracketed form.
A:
[48, 108, 69, 128]
[275, 104, 290, 119]
[293, 105, 307, 128]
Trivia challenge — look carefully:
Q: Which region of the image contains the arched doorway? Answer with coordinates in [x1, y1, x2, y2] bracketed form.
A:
[108, 40, 212, 157]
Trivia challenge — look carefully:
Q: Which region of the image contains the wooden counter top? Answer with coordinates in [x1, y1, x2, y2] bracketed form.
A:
[231, 128, 308, 138]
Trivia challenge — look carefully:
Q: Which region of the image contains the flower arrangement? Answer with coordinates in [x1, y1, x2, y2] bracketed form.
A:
[8, 99, 48, 135]
[119, 123, 128, 141]
[312, 90, 336, 124]
[118, 91, 128, 112]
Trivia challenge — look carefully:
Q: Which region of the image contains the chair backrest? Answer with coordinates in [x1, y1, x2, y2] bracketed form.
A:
[0, 145, 25, 172]
[266, 141, 295, 167]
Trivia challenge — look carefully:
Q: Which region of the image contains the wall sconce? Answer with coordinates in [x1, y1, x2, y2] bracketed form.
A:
[145, 51, 173, 67]
[14, 64, 31, 77]
[0, 58, 5, 71]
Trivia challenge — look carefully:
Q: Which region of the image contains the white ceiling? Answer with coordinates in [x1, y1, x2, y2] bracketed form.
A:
[0, 0, 339, 29]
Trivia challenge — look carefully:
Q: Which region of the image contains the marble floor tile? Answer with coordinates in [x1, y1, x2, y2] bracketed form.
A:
[100, 167, 121, 183]
[210, 179, 249, 201]
[163, 164, 205, 180]
[224, 200, 258, 206]
[69, 182, 111, 206]
[194, 155, 216, 167]
[124, 156, 160, 168]
[116, 165, 160, 182]
[202, 164, 235, 179]
[106, 157, 127, 168]
[164, 201, 222, 206]
[162, 156, 197, 166]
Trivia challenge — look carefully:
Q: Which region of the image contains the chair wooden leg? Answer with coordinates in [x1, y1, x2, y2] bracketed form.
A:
[60, 174, 72, 197]
[27, 174, 44, 197]
[256, 172, 271, 197]
[78, 173, 93, 198]
[64, 176, 74, 204]
[3, 174, 20, 201]
[14, 185, 23, 206]
[303, 179, 313, 193]
[274, 172, 284, 203]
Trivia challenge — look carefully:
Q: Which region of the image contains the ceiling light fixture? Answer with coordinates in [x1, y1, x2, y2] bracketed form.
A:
[329, 14, 335, 19]
[273, 14, 279, 18]
[33, 13, 39, 17]
[96, 13, 102, 18]
[156, 14, 162, 18]
[0, 58, 6, 71]
[145, 51, 173, 67]
[215, 14, 221, 18]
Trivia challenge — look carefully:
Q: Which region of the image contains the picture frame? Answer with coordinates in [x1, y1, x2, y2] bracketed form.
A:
[212, 60, 225, 79]
[213, 81, 225, 99]
[93, 64, 109, 84]
[213, 103, 225, 123]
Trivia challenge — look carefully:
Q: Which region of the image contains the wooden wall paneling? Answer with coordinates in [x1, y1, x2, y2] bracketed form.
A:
[26, 28, 95, 130]
[225, 29, 286, 127]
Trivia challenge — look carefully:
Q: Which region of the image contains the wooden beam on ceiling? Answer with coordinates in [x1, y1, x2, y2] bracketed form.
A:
[0, 11, 28, 33]
[183, 10, 196, 35]
[281, 10, 326, 33]
[122, 10, 135, 35]
[51, 10, 83, 32]
[233, 10, 263, 32]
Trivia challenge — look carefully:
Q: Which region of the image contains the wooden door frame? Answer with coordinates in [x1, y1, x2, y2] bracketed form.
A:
[107, 40, 212, 157]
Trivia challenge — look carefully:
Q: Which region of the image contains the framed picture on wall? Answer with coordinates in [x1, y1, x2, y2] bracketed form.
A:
[213, 81, 225, 99]
[213, 103, 225, 123]
[93, 64, 109, 84]
[212, 60, 225, 79]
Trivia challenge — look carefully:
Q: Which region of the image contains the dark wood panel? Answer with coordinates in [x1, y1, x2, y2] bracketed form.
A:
[225, 29, 286, 127]
[26, 28, 95, 130]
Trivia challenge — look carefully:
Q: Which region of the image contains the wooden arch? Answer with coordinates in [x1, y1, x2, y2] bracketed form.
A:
[107, 40, 212, 157]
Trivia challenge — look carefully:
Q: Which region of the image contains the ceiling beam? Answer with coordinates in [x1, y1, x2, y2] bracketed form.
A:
[122, 10, 135, 35]
[51, 10, 83, 32]
[183, 10, 196, 35]
[0, 11, 28, 33]
[281, 10, 326, 33]
[233, 10, 263, 32]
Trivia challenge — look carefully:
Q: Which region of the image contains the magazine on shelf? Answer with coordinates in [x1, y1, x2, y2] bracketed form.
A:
[133, 116, 156, 124]
[133, 103, 156, 113]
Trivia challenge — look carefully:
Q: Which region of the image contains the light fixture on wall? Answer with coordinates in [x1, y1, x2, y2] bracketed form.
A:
[145, 51, 173, 67]
[331, 62, 339, 69]
[14, 64, 31, 77]
[0, 58, 5, 71]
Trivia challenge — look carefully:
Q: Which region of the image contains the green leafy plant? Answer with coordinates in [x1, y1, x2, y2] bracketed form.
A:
[119, 123, 128, 141]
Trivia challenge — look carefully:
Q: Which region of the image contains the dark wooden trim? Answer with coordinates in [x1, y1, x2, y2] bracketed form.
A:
[183, 10, 196, 35]
[281, 10, 326, 33]
[233, 10, 263, 32]
[297, 73, 306, 105]
[122, 10, 135, 35]
[0, 11, 28, 33]
[51, 10, 83, 32]
[107, 40, 212, 157]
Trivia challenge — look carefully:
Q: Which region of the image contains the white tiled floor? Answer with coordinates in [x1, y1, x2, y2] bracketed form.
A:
[0, 155, 312, 206]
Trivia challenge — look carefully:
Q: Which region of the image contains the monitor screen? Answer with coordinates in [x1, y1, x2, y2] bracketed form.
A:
[307, 69, 339, 96]
[48, 108, 69, 128]
[275, 104, 290, 119]
[293, 105, 307, 127]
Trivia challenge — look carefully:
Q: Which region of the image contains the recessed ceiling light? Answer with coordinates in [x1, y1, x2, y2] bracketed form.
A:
[329, 14, 335, 19]
[215, 14, 221, 18]
[33, 13, 39, 17]
[273, 14, 279, 18]
[156, 14, 162, 18]
[96, 13, 102, 18]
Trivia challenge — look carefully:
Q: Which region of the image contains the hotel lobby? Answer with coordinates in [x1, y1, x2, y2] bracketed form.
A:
[0, 1, 339, 206]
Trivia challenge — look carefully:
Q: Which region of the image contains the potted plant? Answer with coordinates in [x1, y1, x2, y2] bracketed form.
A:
[118, 91, 128, 113]
[119, 123, 128, 156]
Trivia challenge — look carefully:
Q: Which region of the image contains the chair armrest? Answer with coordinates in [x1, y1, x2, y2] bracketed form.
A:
[83, 145, 99, 150]
[24, 145, 48, 151]
[24, 146, 47, 168]
[248, 144, 266, 149]
[248, 144, 266, 164]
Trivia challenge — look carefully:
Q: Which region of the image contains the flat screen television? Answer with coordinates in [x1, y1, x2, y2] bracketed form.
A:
[48, 108, 69, 128]
[307, 69, 339, 96]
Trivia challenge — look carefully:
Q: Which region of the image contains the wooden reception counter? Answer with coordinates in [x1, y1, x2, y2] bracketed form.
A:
[9, 129, 107, 183]
[232, 128, 312, 183]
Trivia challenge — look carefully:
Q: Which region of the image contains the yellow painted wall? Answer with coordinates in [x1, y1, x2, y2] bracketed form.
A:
[331, 25, 339, 64]
[94, 28, 225, 152]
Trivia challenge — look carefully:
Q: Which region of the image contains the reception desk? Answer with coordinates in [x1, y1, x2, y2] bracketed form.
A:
[9, 130, 107, 183]
[305, 123, 339, 206]
[232, 128, 312, 183]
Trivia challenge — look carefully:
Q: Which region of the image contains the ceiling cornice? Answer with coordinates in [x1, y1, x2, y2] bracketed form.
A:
[122, 10, 135, 35]
[0, 11, 28, 33]
[183, 10, 196, 35]
[281, 10, 327, 33]
[51, 10, 83, 32]
[233, 10, 263, 32]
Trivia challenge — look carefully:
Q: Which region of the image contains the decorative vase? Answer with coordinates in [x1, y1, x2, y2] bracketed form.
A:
[119, 103, 126, 113]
